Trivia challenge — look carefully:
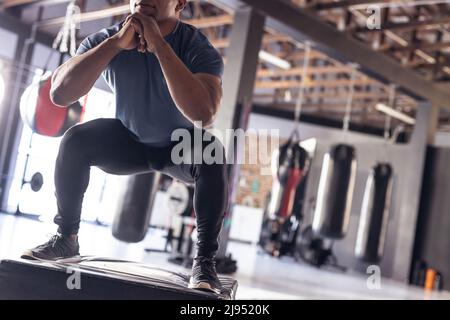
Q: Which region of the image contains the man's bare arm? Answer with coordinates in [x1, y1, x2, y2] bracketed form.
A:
[50, 39, 121, 106]
[50, 18, 137, 106]
[156, 42, 222, 127]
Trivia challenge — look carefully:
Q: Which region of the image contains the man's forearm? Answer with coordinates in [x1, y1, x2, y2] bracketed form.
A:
[51, 38, 121, 106]
[155, 41, 216, 126]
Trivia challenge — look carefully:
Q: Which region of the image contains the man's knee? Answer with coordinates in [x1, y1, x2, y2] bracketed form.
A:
[60, 124, 88, 154]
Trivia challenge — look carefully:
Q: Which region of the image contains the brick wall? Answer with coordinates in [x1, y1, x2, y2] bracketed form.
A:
[235, 133, 286, 209]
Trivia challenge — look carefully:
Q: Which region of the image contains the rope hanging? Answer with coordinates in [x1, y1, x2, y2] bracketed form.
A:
[52, 0, 80, 57]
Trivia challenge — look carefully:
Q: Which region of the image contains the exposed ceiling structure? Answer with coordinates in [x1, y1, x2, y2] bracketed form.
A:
[2, 0, 448, 133]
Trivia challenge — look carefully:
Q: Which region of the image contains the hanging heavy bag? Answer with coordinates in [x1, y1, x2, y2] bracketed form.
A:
[112, 172, 162, 243]
[20, 73, 84, 137]
[260, 42, 312, 257]
[355, 163, 393, 263]
[312, 144, 357, 239]
[278, 142, 309, 218]
[259, 136, 309, 256]
[18, 0, 86, 137]
[267, 134, 309, 218]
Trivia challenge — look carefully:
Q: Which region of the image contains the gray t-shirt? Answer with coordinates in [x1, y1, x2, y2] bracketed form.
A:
[76, 20, 224, 147]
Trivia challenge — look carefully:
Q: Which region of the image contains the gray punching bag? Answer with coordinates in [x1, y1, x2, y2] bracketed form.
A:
[112, 172, 161, 243]
[355, 163, 393, 263]
[313, 144, 357, 239]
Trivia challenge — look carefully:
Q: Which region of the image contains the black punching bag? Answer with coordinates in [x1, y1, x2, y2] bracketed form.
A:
[112, 172, 161, 243]
[355, 163, 393, 263]
[313, 144, 357, 239]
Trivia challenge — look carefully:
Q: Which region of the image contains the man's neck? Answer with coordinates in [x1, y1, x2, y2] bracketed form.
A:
[158, 17, 179, 37]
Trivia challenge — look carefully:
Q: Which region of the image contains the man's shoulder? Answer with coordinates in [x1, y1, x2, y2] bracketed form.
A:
[176, 21, 224, 77]
[178, 21, 199, 34]
[82, 21, 122, 48]
[177, 21, 213, 47]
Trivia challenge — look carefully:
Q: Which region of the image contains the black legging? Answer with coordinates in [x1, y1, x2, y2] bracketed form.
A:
[53, 118, 228, 258]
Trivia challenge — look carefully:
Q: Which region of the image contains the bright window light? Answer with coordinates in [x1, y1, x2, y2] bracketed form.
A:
[259, 50, 292, 70]
[375, 103, 416, 125]
[0, 72, 5, 104]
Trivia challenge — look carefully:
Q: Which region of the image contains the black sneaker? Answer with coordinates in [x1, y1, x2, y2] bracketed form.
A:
[21, 234, 80, 262]
[188, 256, 222, 294]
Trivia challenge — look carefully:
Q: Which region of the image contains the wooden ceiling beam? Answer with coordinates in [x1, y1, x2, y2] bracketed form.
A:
[2, 0, 71, 9]
[211, 33, 294, 49]
[38, 4, 233, 28]
[383, 41, 450, 53]
[352, 16, 450, 33]
[254, 91, 413, 101]
[257, 65, 351, 77]
[255, 78, 380, 90]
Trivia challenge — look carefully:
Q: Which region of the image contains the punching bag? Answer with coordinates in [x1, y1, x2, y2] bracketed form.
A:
[355, 163, 393, 263]
[20, 73, 84, 137]
[313, 144, 357, 239]
[267, 139, 309, 218]
[112, 172, 161, 243]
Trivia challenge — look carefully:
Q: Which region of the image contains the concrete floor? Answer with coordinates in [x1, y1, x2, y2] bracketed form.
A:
[0, 213, 449, 300]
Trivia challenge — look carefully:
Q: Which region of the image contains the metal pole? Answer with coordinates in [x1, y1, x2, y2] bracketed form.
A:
[213, 7, 265, 260]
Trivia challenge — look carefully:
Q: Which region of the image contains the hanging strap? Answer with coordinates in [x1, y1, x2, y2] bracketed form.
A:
[384, 84, 396, 140]
[343, 64, 358, 132]
[290, 41, 312, 143]
[381, 84, 397, 162]
[294, 41, 312, 125]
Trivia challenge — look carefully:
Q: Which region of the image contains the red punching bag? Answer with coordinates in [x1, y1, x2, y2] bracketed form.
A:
[267, 133, 310, 219]
[20, 73, 85, 137]
[34, 76, 67, 136]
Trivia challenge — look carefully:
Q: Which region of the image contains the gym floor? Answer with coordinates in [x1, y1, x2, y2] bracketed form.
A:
[1, 213, 448, 300]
